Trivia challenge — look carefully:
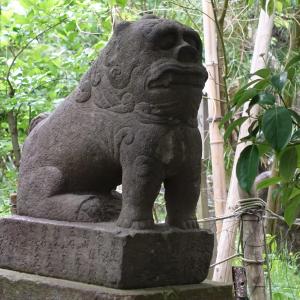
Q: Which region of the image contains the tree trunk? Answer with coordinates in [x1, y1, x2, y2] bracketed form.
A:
[7, 110, 21, 168]
[202, 0, 227, 241]
[213, 10, 274, 283]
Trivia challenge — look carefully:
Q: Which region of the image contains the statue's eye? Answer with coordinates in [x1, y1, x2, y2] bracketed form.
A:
[183, 32, 200, 50]
[157, 30, 178, 50]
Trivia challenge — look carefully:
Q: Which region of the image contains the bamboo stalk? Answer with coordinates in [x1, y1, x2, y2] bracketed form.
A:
[212, 10, 274, 283]
[197, 99, 217, 279]
[202, 0, 227, 241]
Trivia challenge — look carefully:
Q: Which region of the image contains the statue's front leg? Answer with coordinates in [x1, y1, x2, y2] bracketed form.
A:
[165, 165, 201, 229]
[116, 155, 163, 229]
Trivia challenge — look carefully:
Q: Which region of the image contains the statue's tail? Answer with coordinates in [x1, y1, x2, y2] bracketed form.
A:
[28, 112, 50, 133]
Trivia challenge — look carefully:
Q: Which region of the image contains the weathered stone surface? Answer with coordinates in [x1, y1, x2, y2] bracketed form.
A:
[17, 15, 208, 230]
[0, 216, 213, 289]
[0, 268, 233, 300]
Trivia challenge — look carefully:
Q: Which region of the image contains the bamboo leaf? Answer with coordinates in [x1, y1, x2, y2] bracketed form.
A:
[224, 117, 248, 141]
[233, 88, 258, 108]
[252, 68, 271, 79]
[287, 67, 296, 81]
[219, 110, 233, 128]
[239, 79, 261, 91]
[253, 79, 270, 90]
[285, 54, 300, 70]
[256, 176, 281, 190]
[262, 107, 293, 151]
[236, 145, 260, 194]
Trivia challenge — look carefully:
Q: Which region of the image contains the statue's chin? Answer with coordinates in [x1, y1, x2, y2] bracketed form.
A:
[147, 87, 202, 105]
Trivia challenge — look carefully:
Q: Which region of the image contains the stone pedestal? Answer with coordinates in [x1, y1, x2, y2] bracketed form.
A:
[0, 216, 214, 289]
[0, 268, 233, 300]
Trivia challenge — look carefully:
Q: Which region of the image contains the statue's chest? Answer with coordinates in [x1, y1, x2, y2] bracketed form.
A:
[155, 127, 187, 171]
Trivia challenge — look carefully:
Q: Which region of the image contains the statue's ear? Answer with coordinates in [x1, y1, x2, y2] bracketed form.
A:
[113, 21, 131, 35]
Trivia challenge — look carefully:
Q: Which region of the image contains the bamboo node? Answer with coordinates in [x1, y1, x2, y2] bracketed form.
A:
[207, 117, 222, 123]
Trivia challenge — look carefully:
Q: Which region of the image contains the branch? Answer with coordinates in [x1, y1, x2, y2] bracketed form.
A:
[6, 17, 68, 95]
[15, 103, 24, 118]
[168, 1, 217, 23]
[211, 0, 229, 105]
[218, 0, 229, 29]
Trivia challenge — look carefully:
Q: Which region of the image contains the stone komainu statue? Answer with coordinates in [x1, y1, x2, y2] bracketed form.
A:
[17, 16, 208, 229]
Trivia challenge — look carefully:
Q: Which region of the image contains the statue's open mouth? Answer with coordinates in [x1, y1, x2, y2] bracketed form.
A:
[147, 64, 205, 90]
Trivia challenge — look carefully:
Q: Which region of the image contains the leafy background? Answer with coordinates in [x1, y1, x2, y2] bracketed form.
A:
[1, 1, 300, 299]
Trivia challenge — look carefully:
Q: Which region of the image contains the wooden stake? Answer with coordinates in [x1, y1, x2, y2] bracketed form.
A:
[212, 10, 274, 282]
[202, 0, 227, 241]
[241, 212, 266, 300]
[232, 266, 248, 300]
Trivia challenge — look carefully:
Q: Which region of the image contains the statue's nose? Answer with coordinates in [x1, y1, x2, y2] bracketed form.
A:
[176, 45, 198, 63]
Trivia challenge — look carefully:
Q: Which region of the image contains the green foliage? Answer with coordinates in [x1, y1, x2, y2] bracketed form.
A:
[236, 145, 260, 194]
[257, 176, 282, 190]
[233, 233, 300, 298]
[0, 0, 116, 207]
[266, 235, 300, 299]
[262, 107, 293, 151]
[223, 54, 300, 226]
[279, 147, 297, 181]
[0, 159, 17, 216]
[153, 191, 167, 223]
[0, 0, 208, 209]
[224, 117, 248, 141]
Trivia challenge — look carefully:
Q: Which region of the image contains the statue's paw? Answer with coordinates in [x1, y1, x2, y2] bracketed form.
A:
[76, 195, 101, 222]
[167, 218, 199, 230]
[131, 219, 154, 230]
[181, 219, 199, 229]
[116, 216, 154, 229]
